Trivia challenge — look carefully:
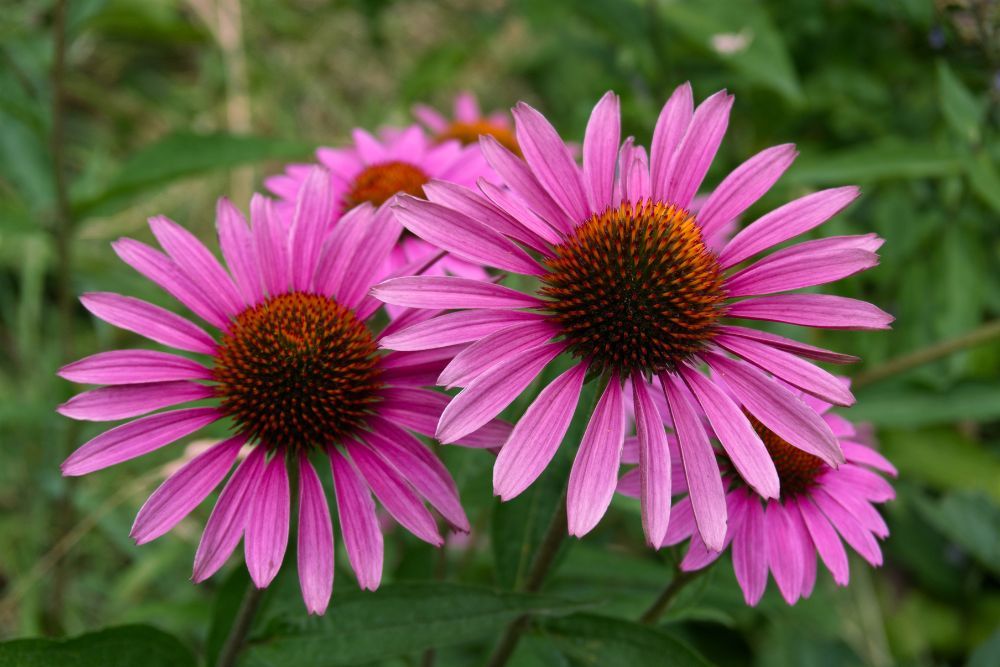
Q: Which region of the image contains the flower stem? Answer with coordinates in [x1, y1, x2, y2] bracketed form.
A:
[217, 582, 265, 667]
[484, 497, 568, 667]
[853, 319, 1000, 388]
[638, 565, 703, 625]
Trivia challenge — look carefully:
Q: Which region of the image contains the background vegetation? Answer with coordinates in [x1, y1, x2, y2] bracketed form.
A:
[1, 0, 998, 665]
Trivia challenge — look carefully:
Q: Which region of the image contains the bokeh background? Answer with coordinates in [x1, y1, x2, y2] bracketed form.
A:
[1, 1, 999, 665]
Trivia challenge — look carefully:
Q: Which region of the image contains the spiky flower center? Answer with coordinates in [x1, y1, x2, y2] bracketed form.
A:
[745, 412, 826, 498]
[344, 160, 429, 210]
[212, 293, 382, 451]
[539, 200, 727, 376]
[436, 120, 520, 155]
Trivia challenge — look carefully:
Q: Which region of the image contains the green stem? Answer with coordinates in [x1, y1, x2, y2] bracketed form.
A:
[638, 565, 704, 625]
[216, 583, 265, 667]
[853, 319, 1000, 388]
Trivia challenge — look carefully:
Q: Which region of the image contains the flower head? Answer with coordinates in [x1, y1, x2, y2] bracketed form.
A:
[58, 170, 506, 614]
[265, 125, 496, 281]
[620, 387, 897, 606]
[374, 86, 893, 551]
[413, 91, 520, 155]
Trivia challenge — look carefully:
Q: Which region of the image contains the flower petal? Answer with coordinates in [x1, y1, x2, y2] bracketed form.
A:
[330, 447, 383, 590]
[717, 325, 859, 365]
[379, 309, 544, 351]
[479, 135, 573, 233]
[725, 242, 880, 298]
[797, 497, 849, 585]
[58, 381, 214, 421]
[766, 502, 804, 604]
[650, 82, 694, 202]
[372, 276, 544, 310]
[288, 167, 335, 292]
[726, 294, 894, 330]
[297, 455, 335, 614]
[438, 319, 559, 388]
[732, 491, 768, 605]
[216, 197, 263, 305]
[81, 292, 216, 355]
[59, 350, 212, 385]
[665, 90, 733, 209]
[245, 453, 290, 588]
[583, 91, 620, 212]
[632, 375, 672, 548]
[250, 194, 290, 298]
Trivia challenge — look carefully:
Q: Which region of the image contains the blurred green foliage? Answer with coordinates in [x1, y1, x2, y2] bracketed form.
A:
[1, 0, 999, 665]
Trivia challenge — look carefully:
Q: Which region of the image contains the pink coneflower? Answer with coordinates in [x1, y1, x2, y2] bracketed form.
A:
[413, 91, 521, 156]
[373, 86, 893, 551]
[58, 169, 505, 614]
[620, 387, 896, 605]
[265, 125, 495, 280]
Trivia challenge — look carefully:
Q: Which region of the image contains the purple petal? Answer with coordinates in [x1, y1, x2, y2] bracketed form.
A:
[662, 496, 696, 546]
[379, 387, 450, 437]
[289, 167, 335, 292]
[650, 82, 694, 202]
[583, 91, 620, 212]
[380, 309, 544, 351]
[245, 453, 290, 588]
[112, 238, 228, 329]
[148, 215, 243, 317]
[842, 442, 898, 477]
[330, 447, 383, 590]
[623, 146, 651, 203]
[250, 194, 290, 298]
[453, 418, 513, 449]
[665, 90, 733, 209]
[476, 177, 563, 246]
[732, 490, 768, 605]
[661, 373, 727, 551]
[812, 488, 882, 566]
[372, 276, 544, 310]
[493, 363, 586, 501]
[479, 135, 573, 233]
[364, 417, 469, 532]
[131, 435, 244, 544]
[790, 504, 818, 598]
[766, 502, 804, 604]
[717, 325, 859, 364]
[797, 497, 849, 585]
[192, 446, 267, 582]
[513, 102, 589, 222]
[704, 353, 843, 466]
[725, 241, 880, 298]
[436, 342, 565, 444]
[715, 333, 856, 406]
[727, 294, 894, 330]
[336, 206, 404, 307]
[438, 319, 559, 388]
[719, 186, 860, 268]
[678, 365, 778, 499]
[393, 197, 543, 275]
[297, 455, 335, 614]
[345, 440, 443, 546]
[58, 381, 214, 422]
[81, 292, 216, 355]
[59, 350, 212, 385]
[216, 198, 263, 305]
[567, 377, 626, 536]
[698, 144, 797, 240]
[62, 407, 220, 476]
[632, 375, 672, 548]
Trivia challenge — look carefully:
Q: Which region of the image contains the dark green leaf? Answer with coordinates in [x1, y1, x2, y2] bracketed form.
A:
[539, 613, 713, 667]
[936, 61, 984, 145]
[786, 142, 963, 185]
[968, 629, 1000, 667]
[241, 583, 584, 667]
[71, 132, 311, 219]
[0, 625, 196, 667]
[915, 491, 1000, 576]
[848, 383, 1000, 428]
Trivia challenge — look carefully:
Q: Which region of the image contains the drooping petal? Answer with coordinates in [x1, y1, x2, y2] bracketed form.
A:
[372, 276, 544, 310]
[297, 455, 335, 614]
[131, 435, 244, 544]
[80, 292, 216, 355]
[192, 446, 267, 582]
[678, 364, 778, 499]
[379, 309, 544, 351]
[650, 82, 694, 202]
[719, 186, 860, 268]
[59, 350, 212, 385]
[583, 91, 620, 212]
[493, 363, 587, 501]
[245, 452, 290, 588]
[437, 342, 564, 444]
[766, 502, 804, 604]
[842, 442, 898, 477]
[797, 497, 849, 585]
[632, 375, 672, 548]
[62, 407, 221, 476]
[664, 90, 733, 209]
[812, 488, 882, 566]
[704, 353, 843, 466]
[57, 381, 214, 422]
[330, 447, 383, 590]
[714, 333, 856, 406]
[732, 490, 768, 605]
[726, 294, 894, 330]
[661, 373, 727, 551]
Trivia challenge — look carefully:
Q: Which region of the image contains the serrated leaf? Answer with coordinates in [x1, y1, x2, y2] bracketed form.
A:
[539, 613, 713, 667]
[241, 583, 585, 667]
[0, 625, 196, 667]
[71, 132, 311, 219]
[936, 60, 984, 145]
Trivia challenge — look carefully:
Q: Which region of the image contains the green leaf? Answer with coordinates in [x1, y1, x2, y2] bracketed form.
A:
[848, 382, 1000, 428]
[967, 151, 1000, 214]
[876, 427, 1000, 501]
[968, 629, 1000, 667]
[71, 132, 311, 219]
[205, 566, 254, 667]
[539, 614, 713, 667]
[0, 625, 196, 667]
[936, 60, 984, 145]
[786, 141, 963, 185]
[655, 0, 801, 103]
[915, 491, 1000, 576]
[241, 583, 584, 667]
